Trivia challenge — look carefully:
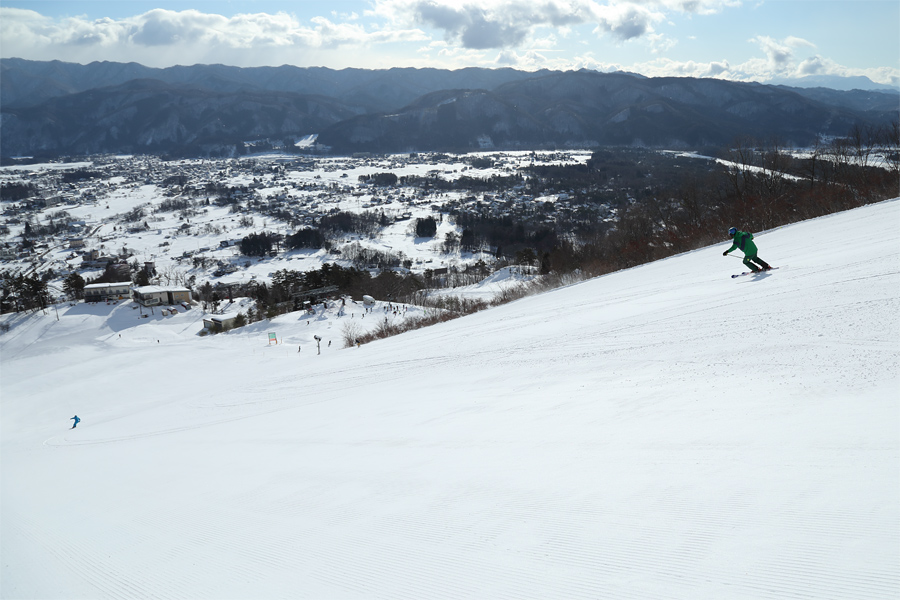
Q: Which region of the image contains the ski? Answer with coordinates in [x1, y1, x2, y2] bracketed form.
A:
[732, 267, 778, 278]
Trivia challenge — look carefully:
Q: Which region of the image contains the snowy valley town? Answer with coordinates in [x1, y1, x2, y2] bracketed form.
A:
[0, 150, 600, 315]
[2, 141, 898, 326]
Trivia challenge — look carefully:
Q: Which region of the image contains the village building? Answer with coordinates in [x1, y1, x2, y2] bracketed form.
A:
[132, 285, 192, 307]
[84, 282, 132, 302]
[202, 313, 239, 331]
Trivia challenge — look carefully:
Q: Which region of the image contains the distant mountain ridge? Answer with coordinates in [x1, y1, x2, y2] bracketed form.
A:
[1, 58, 897, 157]
[1, 78, 362, 157]
[767, 74, 899, 92]
[317, 72, 896, 153]
[0, 58, 546, 111]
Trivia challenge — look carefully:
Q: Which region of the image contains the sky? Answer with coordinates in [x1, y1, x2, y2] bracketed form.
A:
[0, 0, 898, 86]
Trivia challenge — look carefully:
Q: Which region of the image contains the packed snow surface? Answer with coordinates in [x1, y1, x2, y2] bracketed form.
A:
[2, 200, 898, 599]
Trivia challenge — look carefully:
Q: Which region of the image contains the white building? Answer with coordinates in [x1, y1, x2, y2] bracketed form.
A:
[132, 285, 192, 307]
[83, 282, 132, 302]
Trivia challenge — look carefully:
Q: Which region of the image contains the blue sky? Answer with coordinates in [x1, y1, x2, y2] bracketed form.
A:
[1, 1, 897, 86]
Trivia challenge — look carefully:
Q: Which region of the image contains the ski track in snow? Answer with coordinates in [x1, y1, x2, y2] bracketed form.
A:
[2, 199, 899, 599]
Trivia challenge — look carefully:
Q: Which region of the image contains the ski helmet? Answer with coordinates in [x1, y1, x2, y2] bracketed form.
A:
[728, 227, 736, 237]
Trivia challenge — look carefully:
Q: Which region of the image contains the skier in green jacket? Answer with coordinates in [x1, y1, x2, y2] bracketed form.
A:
[723, 227, 772, 273]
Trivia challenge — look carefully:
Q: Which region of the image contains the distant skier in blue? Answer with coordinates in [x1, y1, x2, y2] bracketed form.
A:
[70, 415, 80, 429]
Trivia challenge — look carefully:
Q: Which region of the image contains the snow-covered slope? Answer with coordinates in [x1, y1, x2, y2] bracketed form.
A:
[2, 200, 898, 599]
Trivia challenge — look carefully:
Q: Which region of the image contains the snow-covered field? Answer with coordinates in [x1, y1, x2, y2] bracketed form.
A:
[2, 199, 898, 599]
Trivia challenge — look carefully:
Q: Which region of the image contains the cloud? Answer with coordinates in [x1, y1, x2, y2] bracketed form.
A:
[459, 13, 529, 49]
[593, 4, 664, 41]
[373, 0, 742, 50]
[750, 35, 817, 71]
[750, 35, 793, 68]
[130, 9, 215, 46]
[728, 35, 900, 85]
[0, 7, 428, 66]
[796, 55, 825, 76]
[2, 4, 896, 86]
[0, 2, 747, 70]
[745, 37, 900, 87]
[647, 33, 678, 54]
[630, 57, 720, 78]
[375, 0, 690, 49]
[387, 0, 593, 49]
[705, 60, 730, 76]
[494, 49, 551, 68]
[0, 7, 57, 47]
[658, 0, 742, 16]
[784, 36, 816, 50]
[612, 48, 899, 89]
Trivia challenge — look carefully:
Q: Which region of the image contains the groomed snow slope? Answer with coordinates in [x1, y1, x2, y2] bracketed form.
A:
[2, 200, 898, 600]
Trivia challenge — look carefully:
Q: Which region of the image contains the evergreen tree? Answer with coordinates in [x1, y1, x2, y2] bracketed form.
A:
[133, 269, 151, 287]
[63, 272, 86, 299]
[415, 216, 437, 238]
[2, 273, 50, 312]
[240, 232, 278, 256]
[285, 228, 325, 250]
[460, 229, 476, 251]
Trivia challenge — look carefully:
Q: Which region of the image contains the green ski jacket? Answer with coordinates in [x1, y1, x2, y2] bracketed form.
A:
[725, 230, 758, 257]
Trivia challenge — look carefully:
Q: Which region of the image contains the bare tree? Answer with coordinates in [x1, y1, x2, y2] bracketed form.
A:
[724, 136, 758, 202]
[158, 266, 186, 287]
[341, 321, 363, 348]
[879, 121, 900, 178]
[757, 137, 794, 229]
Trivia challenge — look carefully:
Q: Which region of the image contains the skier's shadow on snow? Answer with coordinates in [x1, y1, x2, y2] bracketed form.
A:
[749, 271, 774, 280]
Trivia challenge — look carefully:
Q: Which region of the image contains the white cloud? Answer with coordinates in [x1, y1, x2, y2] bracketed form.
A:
[796, 55, 825, 76]
[628, 57, 721, 78]
[129, 10, 218, 46]
[332, 10, 361, 21]
[570, 54, 621, 72]
[657, 0, 742, 16]
[593, 4, 665, 41]
[1, 4, 896, 87]
[727, 34, 900, 85]
[705, 60, 730, 77]
[393, 0, 592, 49]
[784, 36, 816, 50]
[494, 49, 551, 69]
[610, 47, 900, 89]
[749, 35, 818, 72]
[750, 35, 794, 69]
[0, 8, 60, 47]
[647, 33, 678, 54]
[0, 2, 757, 73]
[0, 7, 427, 67]
[372, 0, 729, 50]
